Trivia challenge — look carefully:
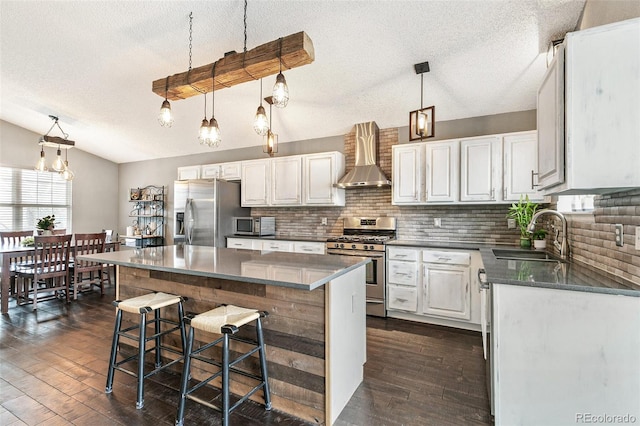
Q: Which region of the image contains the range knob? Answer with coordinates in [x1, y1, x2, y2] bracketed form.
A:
[351, 244, 356, 249]
[339, 243, 344, 249]
[369, 245, 374, 250]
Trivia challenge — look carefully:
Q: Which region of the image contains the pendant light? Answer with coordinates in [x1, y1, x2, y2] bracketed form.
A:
[61, 149, 74, 181]
[158, 76, 173, 127]
[208, 61, 221, 147]
[253, 79, 269, 135]
[198, 93, 210, 145]
[35, 146, 48, 172]
[272, 38, 289, 108]
[263, 96, 278, 156]
[51, 146, 65, 172]
[409, 61, 435, 141]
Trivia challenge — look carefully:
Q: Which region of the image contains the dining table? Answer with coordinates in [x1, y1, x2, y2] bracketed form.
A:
[0, 240, 120, 314]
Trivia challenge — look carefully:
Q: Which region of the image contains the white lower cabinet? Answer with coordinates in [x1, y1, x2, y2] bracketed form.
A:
[386, 246, 481, 331]
[227, 238, 325, 255]
[262, 240, 294, 252]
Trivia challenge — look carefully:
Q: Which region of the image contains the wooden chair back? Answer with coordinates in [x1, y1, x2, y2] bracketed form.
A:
[34, 234, 73, 280]
[0, 230, 33, 245]
[73, 232, 106, 267]
[52, 229, 67, 235]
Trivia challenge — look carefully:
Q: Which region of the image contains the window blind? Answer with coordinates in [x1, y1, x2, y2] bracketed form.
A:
[0, 167, 72, 232]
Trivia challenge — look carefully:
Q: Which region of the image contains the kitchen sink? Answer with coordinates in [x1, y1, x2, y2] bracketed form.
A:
[492, 249, 566, 262]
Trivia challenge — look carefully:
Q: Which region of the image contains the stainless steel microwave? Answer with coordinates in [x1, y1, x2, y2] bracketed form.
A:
[232, 217, 276, 236]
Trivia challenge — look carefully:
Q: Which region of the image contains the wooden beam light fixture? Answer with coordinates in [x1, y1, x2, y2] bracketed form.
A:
[152, 31, 314, 101]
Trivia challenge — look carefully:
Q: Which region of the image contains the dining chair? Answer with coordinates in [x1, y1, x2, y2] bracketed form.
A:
[0, 230, 35, 298]
[16, 234, 73, 310]
[101, 230, 116, 285]
[71, 232, 107, 300]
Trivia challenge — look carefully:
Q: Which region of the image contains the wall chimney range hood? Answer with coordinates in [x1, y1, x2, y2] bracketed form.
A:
[335, 121, 391, 188]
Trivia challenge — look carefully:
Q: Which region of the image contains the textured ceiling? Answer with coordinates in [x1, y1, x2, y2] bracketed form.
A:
[0, 0, 585, 164]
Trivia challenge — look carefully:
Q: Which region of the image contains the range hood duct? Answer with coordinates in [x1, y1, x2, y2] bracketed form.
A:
[335, 121, 391, 188]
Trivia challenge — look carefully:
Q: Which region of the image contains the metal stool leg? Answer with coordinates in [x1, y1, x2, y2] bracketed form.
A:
[175, 324, 195, 426]
[256, 316, 272, 410]
[154, 308, 162, 368]
[136, 309, 147, 409]
[105, 308, 122, 394]
[177, 301, 187, 354]
[222, 332, 231, 426]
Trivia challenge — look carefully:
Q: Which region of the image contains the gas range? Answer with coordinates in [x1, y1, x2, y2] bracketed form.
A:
[325, 217, 397, 318]
[325, 217, 397, 253]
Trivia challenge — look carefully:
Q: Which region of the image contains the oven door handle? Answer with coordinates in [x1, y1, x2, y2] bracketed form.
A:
[478, 268, 490, 290]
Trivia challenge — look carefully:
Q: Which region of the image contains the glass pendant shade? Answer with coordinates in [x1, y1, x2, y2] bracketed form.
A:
[208, 117, 221, 147]
[198, 118, 210, 145]
[263, 129, 278, 157]
[52, 148, 65, 172]
[254, 105, 269, 135]
[416, 111, 428, 135]
[61, 161, 74, 181]
[35, 148, 48, 172]
[272, 73, 289, 108]
[158, 99, 174, 127]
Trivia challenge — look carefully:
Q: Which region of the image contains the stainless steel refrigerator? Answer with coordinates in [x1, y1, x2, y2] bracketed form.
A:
[173, 179, 248, 247]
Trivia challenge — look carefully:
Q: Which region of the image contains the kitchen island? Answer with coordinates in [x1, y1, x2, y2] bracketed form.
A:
[78, 245, 370, 425]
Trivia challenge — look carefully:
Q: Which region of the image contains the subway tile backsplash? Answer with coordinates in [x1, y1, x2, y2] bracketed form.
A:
[252, 126, 640, 285]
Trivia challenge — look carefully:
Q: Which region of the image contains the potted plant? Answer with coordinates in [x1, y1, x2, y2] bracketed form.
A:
[532, 229, 547, 250]
[506, 195, 538, 248]
[36, 214, 56, 235]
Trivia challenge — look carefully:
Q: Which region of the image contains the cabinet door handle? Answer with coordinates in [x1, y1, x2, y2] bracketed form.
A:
[531, 170, 540, 189]
[490, 188, 495, 200]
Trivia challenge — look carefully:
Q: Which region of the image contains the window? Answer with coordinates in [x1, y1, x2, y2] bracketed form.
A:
[0, 167, 72, 232]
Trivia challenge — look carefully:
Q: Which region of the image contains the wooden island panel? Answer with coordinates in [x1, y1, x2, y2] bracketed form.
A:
[118, 266, 328, 423]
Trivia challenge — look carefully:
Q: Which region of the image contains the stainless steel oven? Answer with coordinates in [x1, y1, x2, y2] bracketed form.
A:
[325, 217, 396, 317]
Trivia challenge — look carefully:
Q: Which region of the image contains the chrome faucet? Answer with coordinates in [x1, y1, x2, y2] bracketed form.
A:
[527, 209, 569, 260]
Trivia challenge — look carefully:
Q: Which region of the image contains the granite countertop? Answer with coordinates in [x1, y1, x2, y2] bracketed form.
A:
[387, 239, 640, 297]
[78, 245, 369, 291]
[478, 247, 640, 297]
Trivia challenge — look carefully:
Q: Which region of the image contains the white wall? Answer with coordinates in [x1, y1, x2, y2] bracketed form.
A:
[577, 0, 640, 30]
[0, 119, 119, 234]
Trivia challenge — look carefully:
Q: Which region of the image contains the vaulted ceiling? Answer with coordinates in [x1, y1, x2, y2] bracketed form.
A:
[0, 0, 585, 164]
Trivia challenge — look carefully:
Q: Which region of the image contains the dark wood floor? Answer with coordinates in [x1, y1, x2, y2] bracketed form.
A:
[0, 286, 491, 425]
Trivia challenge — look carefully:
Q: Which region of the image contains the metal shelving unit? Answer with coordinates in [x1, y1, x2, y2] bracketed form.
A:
[124, 185, 164, 248]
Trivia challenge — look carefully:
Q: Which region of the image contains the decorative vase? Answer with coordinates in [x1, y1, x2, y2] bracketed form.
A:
[533, 239, 547, 250]
[43, 230, 53, 236]
[520, 237, 531, 248]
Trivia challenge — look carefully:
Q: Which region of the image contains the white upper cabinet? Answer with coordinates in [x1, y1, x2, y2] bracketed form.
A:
[536, 43, 565, 190]
[392, 144, 423, 204]
[303, 152, 345, 206]
[241, 159, 271, 206]
[272, 156, 302, 205]
[503, 131, 543, 201]
[425, 140, 459, 203]
[539, 19, 640, 194]
[177, 165, 201, 180]
[201, 164, 221, 179]
[460, 136, 502, 202]
[219, 162, 242, 181]
[239, 152, 345, 207]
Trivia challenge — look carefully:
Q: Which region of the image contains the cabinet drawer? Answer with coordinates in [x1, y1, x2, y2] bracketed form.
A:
[227, 238, 253, 249]
[293, 242, 325, 254]
[388, 261, 418, 286]
[388, 247, 419, 261]
[422, 250, 470, 265]
[262, 241, 293, 252]
[387, 285, 418, 312]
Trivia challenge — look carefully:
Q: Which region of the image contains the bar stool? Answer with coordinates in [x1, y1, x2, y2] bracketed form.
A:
[105, 292, 187, 409]
[176, 305, 272, 426]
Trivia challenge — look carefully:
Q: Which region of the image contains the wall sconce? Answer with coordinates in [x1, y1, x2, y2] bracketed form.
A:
[263, 96, 278, 156]
[409, 61, 435, 141]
